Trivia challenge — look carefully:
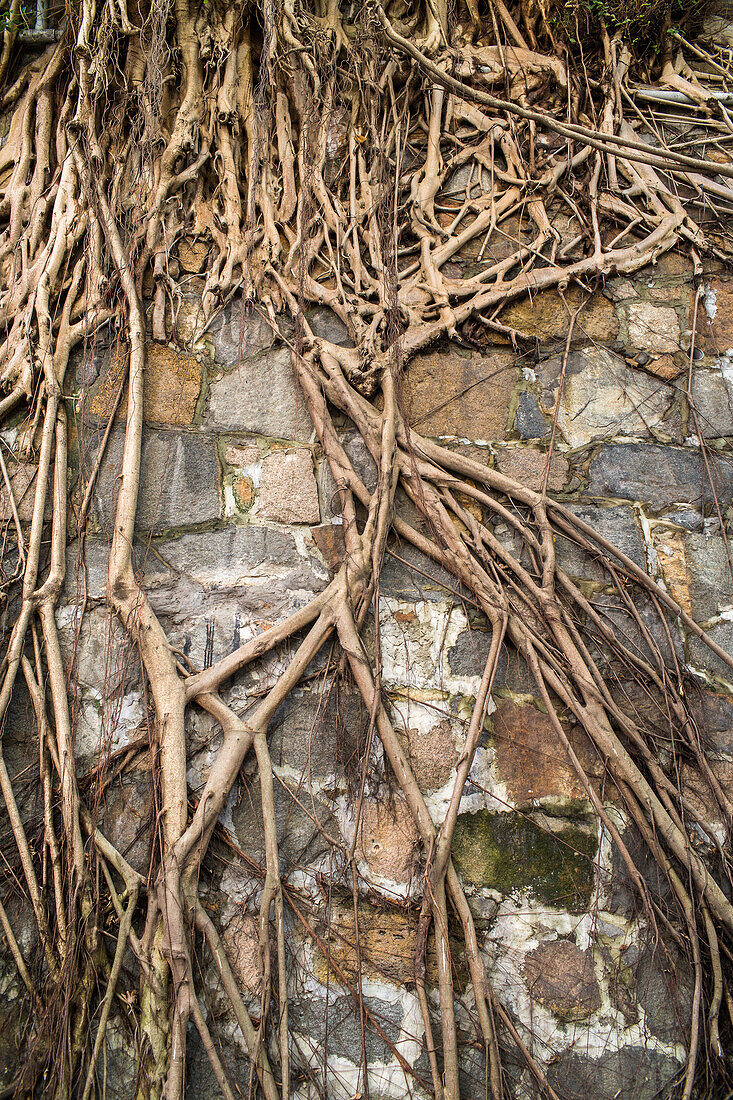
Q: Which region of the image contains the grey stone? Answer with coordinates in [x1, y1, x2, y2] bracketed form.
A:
[93, 428, 220, 533]
[586, 443, 733, 510]
[319, 429, 378, 520]
[689, 367, 733, 438]
[448, 620, 501, 678]
[186, 1027, 252, 1100]
[208, 300, 281, 364]
[687, 687, 733, 756]
[547, 1046, 681, 1100]
[380, 540, 461, 603]
[687, 618, 733, 681]
[306, 306, 353, 347]
[515, 390, 550, 439]
[624, 300, 681, 355]
[556, 504, 645, 579]
[537, 347, 674, 448]
[204, 346, 313, 441]
[635, 943, 693, 1044]
[230, 771, 336, 867]
[291, 994, 402, 1064]
[684, 530, 733, 620]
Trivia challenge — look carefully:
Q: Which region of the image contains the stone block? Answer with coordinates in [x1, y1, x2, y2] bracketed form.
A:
[451, 810, 597, 910]
[586, 443, 733, 510]
[515, 390, 550, 438]
[624, 300, 681, 355]
[537, 347, 674, 448]
[258, 449, 320, 524]
[555, 504, 645, 578]
[356, 798, 421, 883]
[675, 530, 733, 620]
[93, 427, 220, 533]
[689, 367, 733, 438]
[204, 346, 313, 442]
[492, 699, 601, 808]
[522, 940, 601, 1021]
[687, 688, 733, 756]
[314, 900, 465, 989]
[208, 300, 281, 364]
[499, 285, 618, 344]
[101, 766, 153, 876]
[88, 343, 203, 427]
[0, 461, 45, 523]
[176, 237, 210, 274]
[547, 1046, 681, 1100]
[403, 348, 517, 441]
[699, 277, 733, 354]
[495, 445, 568, 492]
[291, 994, 402, 1065]
[398, 717, 458, 792]
[221, 911, 262, 994]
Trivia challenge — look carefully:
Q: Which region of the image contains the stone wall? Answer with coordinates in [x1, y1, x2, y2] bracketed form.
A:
[2, 239, 732, 1099]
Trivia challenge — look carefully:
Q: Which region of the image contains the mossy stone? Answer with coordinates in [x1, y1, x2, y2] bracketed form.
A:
[451, 810, 597, 912]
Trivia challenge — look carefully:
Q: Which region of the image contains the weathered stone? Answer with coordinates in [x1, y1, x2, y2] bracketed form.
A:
[258, 449, 320, 524]
[515, 390, 550, 438]
[538, 347, 674, 447]
[176, 237, 210, 273]
[586, 443, 733, 510]
[547, 1046, 681, 1100]
[624, 300, 681, 355]
[555, 504, 645, 578]
[380, 539, 460, 603]
[314, 901, 465, 988]
[688, 688, 733, 756]
[89, 343, 202, 427]
[399, 718, 458, 791]
[311, 523, 345, 572]
[492, 700, 599, 807]
[221, 911, 263, 994]
[500, 286, 618, 344]
[651, 529, 691, 614]
[0, 461, 45, 523]
[451, 810, 597, 910]
[232, 475, 255, 511]
[357, 798, 421, 882]
[448, 620, 503, 680]
[205, 346, 313, 441]
[291, 994, 402, 1065]
[635, 942, 693, 1044]
[700, 277, 733, 354]
[101, 767, 153, 876]
[609, 822, 673, 917]
[680, 758, 732, 844]
[522, 940, 601, 1020]
[689, 367, 733, 438]
[224, 442, 261, 468]
[688, 619, 733, 681]
[208, 300, 281, 364]
[403, 349, 517, 440]
[495, 445, 568, 492]
[93, 428, 220, 532]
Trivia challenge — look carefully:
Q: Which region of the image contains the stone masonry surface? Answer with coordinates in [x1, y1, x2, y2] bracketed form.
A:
[9, 252, 728, 1100]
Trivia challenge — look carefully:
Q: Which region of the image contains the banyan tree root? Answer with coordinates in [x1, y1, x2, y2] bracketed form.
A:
[0, 0, 731, 1097]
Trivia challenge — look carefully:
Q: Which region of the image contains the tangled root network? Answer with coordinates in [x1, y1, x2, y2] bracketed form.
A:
[0, 0, 732, 1096]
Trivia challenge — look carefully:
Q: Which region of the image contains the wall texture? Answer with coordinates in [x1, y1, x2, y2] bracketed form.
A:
[2, 227, 733, 1098]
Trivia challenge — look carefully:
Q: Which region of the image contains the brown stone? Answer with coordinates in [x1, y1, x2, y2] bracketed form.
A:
[652, 530, 691, 615]
[523, 940, 601, 1021]
[700, 278, 733, 354]
[314, 901, 464, 988]
[311, 523, 345, 572]
[641, 354, 685, 381]
[224, 443, 261, 468]
[258, 449, 320, 524]
[357, 798, 420, 882]
[492, 699, 600, 805]
[499, 286, 618, 344]
[176, 237, 210, 274]
[233, 476, 255, 511]
[404, 350, 517, 441]
[495, 446, 568, 493]
[0, 461, 42, 523]
[399, 719, 459, 791]
[89, 343, 202, 427]
[680, 758, 733, 843]
[221, 911, 264, 994]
